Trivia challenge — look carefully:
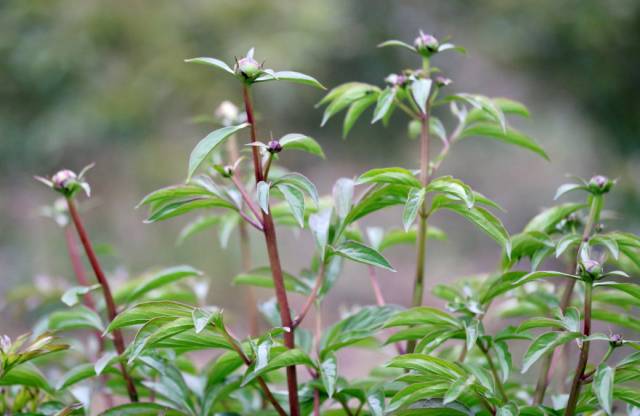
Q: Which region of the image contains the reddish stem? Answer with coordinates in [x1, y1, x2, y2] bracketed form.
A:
[292, 263, 325, 329]
[65, 197, 139, 402]
[242, 83, 300, 415]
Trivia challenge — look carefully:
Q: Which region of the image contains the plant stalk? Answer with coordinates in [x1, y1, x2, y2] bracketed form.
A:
[565, 280, 593, 416]
[65, 198, 139, 402]
[242, 83, 300, 415]
[407, 110, 430, 353]
[227, 135, 258, 337]
[478, 341, 508, 402]
[534, 196, 601, 404]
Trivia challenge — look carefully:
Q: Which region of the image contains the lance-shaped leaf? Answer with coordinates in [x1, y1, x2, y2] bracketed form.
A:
[459, 123, 548, 160]
[523, 203, 586, 233]
[372, 87, 397, 123]
[410, 78, 432, 114]
[554, 183, 589, 200]
[242, 348, 316, 386]
[100, 403, 183, 416]
[320, 354, 338, 398]
[273, 183, 305, 227]
[272, 172, 319, 206]
[114, 265, 203, 305]
[427, 176, 475, 209]
[594, 282, 640, 301]
[435, 201, 511, 256]
[403, 187, 426, 231]
[144, 197, 235, 223]
[61, 284, 101, 307]
[278, 133, 325, 158]
[184, 57, 235, 74]
[331, 240, 395, 272]
[106, 301, 194, 332]
[356, 167, 421, 188]
[256, 181, 270, 213]
[346, 184, 410, 224]
[366, 385, 386, 416]
[255, 70, 325, 89]
[384, 307, 461, 329]
[0, 363, 53, 393]
[378, 39, 416, 52]
[319, 82, 380, 126]
[233, 267, 312, 295]
[494, 341, 512, 383]
[514, 270, 581, 287]
[521, 331, 580, 373]
[309, 209, 332, 259]
[187, 123, 249, 180]
[333, 178, 355, 220]
[593, 365, 614, 415]
[48, 306, 104, 332]
[344, 94, 377, 138]
[443, 375, 476, 405]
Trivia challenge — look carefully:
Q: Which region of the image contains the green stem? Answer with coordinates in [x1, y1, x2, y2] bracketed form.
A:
[565, 280, 593, 416]
[407, 110, 430, 353]
[478, 341, 508, 402]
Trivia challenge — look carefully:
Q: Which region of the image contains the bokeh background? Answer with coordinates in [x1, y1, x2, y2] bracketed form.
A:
[2, 0, 640, 377]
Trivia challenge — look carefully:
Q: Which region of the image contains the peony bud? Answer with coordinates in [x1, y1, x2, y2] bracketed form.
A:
[579, 259, 603, 279]
[609, 333, 624, 347]
[51, 170, 77, 191]
[385, 73, 406, 87]
[414, 31, 439, 54]
[236, 56, 262, 80]
[267, 140, 283, 154]
[588, 175, 613, 194]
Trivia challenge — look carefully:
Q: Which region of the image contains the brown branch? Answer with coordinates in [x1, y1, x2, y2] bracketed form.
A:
[292, 263, 325, 329]
[65, 197, 139, 402]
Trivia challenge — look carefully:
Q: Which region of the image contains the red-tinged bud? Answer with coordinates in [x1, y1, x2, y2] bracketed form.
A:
[588, 175, 613, 194]
[52, 170, 77, 191]
[267, 140, 282, 154]
[236, 57, 262, 80]
[609, 333, 624, 347]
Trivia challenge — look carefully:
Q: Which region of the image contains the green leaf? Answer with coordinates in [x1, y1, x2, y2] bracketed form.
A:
[321, 305, 400, 357]
[427, 176, 475, 209]
[443, 375, 475, 405]
[493, 97, 530, 117]
[49, 306, 104, 332]
[593, 365, 614, 415]
[372, 87, 396, 124]
[192, 307, 221, 334]
[333, 178, 355, 220]
[256, 180, 270, 213]
[366, 385, 386, 416]
[356, 167, 421, 188]
[522, 331, 580, 373]
[233, 267, 312, 295]
[0, 363, 52, 393]
[514, 270, 580, 287]
[377, 39, 416, 51]
[256, 70, 325, 89]
[144, 197, 235, 223]
[176, 215, 220, 246]
[320, 354, 338, 398]
[456, 94, 507, 131]
[106, 301, 194, 332]
[556, 234, 581, 257]
[387, 354, 463, 379]
[343, 94, 377, 138]
[494, 341, 512, 383]
[594, 282, 640, 301]
[309, 209, 332, 257]
[279, 133, 325, 158]
[332, 240, 395, 272]
[187, 123, 249, 180]
[137, 184, 213, 209]
[523, 203, 585, 233]
[590, 235, 620, 260]
[274, 183, 305, 228]
[463, 320, 480, 352]
[384, 307, 461, 329]
[459, 123, 548, 160]
[242, 348, 315, 386]
[554, 183, 588, 200]
[61, 284, 101, 307]
[319, 82, 380, 125]
[346, 184, 410, 224]
[410, 78, 432, 114]
[99, 403, 184, 416]
[184, 57, 234, 74]
[403, 187, 426, 231]
[114, 265, 203, 305]
[272, 172, 319, 207]
[436, 202, 511, 255]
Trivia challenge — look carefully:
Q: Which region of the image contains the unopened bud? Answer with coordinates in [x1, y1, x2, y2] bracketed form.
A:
[236, 57, 262, 80]
[414, 31, 439, 53]
[609, 333, 624, 347]
[267, 140, 282, 154]
[52, 170, 77, 191]
[579, 259, 603, 278]
[588, 175, 613, 194]
[435, 76, 452, 87]
[385, 73, 406, 87]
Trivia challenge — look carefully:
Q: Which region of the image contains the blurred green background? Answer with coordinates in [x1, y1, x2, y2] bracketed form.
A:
[1, 0, 639, 354]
